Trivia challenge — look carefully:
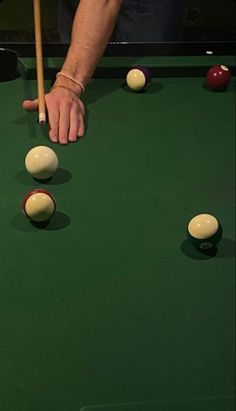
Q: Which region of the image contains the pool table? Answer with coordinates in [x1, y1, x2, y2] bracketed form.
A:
[0, 42, 235, 411]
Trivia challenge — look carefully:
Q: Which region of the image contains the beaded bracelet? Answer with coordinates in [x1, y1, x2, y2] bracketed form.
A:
[56, 71, 85, 94]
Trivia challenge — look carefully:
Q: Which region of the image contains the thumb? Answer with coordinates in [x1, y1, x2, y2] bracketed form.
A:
[22, 99, 39, 112]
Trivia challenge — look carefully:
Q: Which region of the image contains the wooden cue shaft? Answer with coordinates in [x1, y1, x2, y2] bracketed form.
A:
[33, 0, 46, 125]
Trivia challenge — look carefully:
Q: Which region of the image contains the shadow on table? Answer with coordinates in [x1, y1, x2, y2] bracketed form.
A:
[181, 237, 236, 260]
[203, 79, 236, 94]
[15, 167, 72, 186]
[121, 81, 163, 95]
[11, 211, 71, 232]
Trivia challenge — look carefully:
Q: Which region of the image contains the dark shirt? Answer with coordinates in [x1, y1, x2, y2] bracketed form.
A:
[58, 0, 183, 42]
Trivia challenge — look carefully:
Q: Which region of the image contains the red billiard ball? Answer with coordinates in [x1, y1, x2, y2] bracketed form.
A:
[206, 65, 231, 91]
[22, 189, 56, 224]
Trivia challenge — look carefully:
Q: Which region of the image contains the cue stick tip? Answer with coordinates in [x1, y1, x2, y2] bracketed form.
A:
[39, 113, 46, 125]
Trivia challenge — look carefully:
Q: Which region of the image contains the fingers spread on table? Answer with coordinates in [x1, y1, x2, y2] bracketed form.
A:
[48, 110, 59, 143]
[77, 113, 85, 138]
[58, 102, 71, 144]
[23, 89, 86, 144]
[68, 107, 80, 142]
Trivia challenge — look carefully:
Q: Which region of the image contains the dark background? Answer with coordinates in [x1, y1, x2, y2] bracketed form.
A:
[0, 0, 235, 42]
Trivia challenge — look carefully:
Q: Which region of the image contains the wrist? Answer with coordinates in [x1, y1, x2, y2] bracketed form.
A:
[53, 76, 83, 98]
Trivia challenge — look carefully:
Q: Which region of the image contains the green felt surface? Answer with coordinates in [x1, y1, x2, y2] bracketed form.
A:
[81, 396, 235, 411]
[0, 61, 235, 411]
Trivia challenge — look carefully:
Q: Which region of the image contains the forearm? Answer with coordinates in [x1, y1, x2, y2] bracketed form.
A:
[55, 0, 123, 94]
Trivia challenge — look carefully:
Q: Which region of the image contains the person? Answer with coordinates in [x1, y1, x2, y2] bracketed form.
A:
[59, 0, 182, 43]
[23, 0, 182, 145]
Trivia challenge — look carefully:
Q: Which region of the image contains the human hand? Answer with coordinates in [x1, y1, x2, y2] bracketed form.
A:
[22, 86, 85, 144]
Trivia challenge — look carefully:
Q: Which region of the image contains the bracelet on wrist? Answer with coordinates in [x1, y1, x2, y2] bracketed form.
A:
[51, 84, 81, 100]
[56, 71, 85, 94]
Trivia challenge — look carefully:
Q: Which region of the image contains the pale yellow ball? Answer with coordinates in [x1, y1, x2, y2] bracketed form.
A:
[126, 69, 146, 91]
[25, 145, 59, 180]
[24, 192, 55, 222]
[188, 214, 219, 239]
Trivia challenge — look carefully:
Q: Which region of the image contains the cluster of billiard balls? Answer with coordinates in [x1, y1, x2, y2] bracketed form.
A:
[22, 145, 223, 251]
[22, 145, 58, 226]
[126, 64, 232, 92]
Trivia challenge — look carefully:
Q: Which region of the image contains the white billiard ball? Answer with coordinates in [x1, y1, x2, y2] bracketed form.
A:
[25, 145, 59, 180]
[126, 66, 151, 91]
[187, 213, 222, 250]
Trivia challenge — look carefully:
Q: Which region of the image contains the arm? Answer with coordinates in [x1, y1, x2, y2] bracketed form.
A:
[23, 0, 123, 144]
[57, 0, 123, 91]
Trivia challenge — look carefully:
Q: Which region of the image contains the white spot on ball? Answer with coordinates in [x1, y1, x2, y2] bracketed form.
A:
[220, 65, 229, 71]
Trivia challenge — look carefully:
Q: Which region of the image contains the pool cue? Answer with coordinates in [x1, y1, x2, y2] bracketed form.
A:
[33, 0, 46, 125]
